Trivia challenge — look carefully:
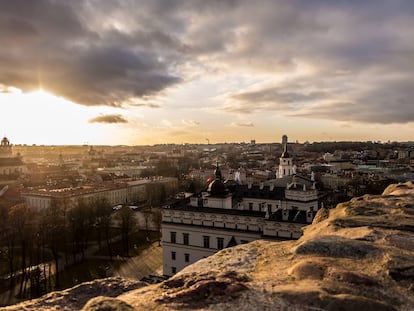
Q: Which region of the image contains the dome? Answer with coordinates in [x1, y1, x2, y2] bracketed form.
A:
[207, 179, 227, 196]
[208, 162, 227, 195]
[1, 137, 10, 146]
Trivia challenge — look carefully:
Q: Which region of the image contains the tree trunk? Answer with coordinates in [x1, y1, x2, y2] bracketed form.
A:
[53, 250, 60, 289]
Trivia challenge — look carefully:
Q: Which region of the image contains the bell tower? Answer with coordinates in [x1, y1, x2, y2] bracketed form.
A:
[0, 137, 12, 157]
[278, 135, 293, 178]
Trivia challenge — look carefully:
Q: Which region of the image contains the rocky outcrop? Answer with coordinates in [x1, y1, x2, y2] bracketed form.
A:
[2, 277, 147, 311]
[5, 182, 414, 310]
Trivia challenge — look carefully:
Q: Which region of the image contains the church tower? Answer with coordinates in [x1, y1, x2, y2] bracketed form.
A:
[0, 137, 24, 181]
[0, 137, 12, 157]
[278, 135, 293, 178]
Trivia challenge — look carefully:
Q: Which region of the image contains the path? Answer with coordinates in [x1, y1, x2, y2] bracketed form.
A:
[114, 242, 163, 280]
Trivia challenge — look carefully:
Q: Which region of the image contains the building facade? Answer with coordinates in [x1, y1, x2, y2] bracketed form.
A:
[162, 140, 321, 276]
[22, 177, 178, 211]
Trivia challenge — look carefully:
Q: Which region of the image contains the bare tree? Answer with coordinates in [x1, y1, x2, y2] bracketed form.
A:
[146, 183, 167, 207]
[117, 207, 137, 256]
[2, 209, 16, 291]
[142, 207, 152, 238]
[42, 199, 66, 289]
[8, 203, 35, 297]
[67, 199, 95, 262]
[94, 197, 113, 258]
[152, 208, 162, 246]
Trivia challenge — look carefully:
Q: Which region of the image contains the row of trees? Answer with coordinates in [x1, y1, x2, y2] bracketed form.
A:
[140, 157, 200, 179]
[0, 197, 161, 300]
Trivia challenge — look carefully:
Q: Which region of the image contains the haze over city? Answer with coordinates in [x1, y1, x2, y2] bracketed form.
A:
[1, 0, 414, 145]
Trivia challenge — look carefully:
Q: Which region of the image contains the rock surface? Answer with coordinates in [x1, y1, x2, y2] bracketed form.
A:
[5, 182, 414, 310]
[2, 277, 146, 311]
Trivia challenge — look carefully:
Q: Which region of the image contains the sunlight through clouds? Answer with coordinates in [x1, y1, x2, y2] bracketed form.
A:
[1, 1, 414, 144]
[0, 90, 123, 145]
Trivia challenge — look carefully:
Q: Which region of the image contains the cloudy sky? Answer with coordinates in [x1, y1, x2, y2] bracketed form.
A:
[1, 0, 413, 145]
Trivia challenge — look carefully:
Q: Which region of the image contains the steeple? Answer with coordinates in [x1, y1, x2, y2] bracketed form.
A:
[278, 135, 293, 178]
[0, 136, 12, 157]
[214, 161, 222, 181]
[280, 142, 290, 158]
[208, 162, 226, 196]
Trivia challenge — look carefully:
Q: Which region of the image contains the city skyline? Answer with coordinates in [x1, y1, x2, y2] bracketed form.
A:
[1, 1, 414, 145]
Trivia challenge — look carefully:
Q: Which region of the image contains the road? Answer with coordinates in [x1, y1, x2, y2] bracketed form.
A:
[114, 242, 163, 280]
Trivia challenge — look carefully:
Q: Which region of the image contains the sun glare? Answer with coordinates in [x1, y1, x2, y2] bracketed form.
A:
[0, 89, 116, 145]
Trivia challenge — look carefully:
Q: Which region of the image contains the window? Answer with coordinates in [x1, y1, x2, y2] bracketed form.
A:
[183, 233, 189, 245]
[170, 232, 176, 243]
[184, 253, 190, 262]
[171, 267, 176, 274]
[171, 251, 176, 260]
[217, 237, 224, 250]
[203, 235, 210, 248]
[248, 202, 253, 210]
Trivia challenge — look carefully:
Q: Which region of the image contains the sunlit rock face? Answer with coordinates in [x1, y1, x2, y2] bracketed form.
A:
[5, 182, 414, 310]
[2, 277, 147, 311]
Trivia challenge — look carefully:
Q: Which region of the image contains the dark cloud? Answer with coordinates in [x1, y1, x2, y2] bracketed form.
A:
[1, 0, 414, 124]
[226, 86, 328, 113]
[0, 0, 182, 107]
[43, 46, 180, 106]
[185, 0, 414, 124]
[292, 78, 414, 124]
[132, 103, 161, 108]
[88, 114, 128, 124]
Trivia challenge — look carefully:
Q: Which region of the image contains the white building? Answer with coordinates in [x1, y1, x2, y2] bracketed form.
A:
[22, 177, 178, 211]
[162, 141, 321, 276]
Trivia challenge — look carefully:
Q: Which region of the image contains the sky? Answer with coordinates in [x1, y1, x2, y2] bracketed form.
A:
[0, 0, 413, 146]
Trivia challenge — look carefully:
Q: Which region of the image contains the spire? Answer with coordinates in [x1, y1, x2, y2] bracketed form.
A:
[281, 142, 290, 158]
[208, 162, 226, 195]
[214, 161, 222, 181]
[278, 135, 293, 178]
[280, 135, 290, 159]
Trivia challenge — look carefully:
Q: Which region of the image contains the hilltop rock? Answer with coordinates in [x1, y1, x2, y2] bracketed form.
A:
[5, 182, 414, 310]
[2, 277, 146, 311]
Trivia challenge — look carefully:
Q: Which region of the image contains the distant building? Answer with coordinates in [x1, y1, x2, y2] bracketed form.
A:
[162, 138, 321, 276]
[0, 137, 25, 185]
[21, 177, 178, 211]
